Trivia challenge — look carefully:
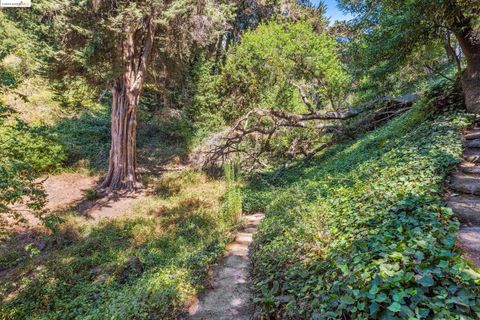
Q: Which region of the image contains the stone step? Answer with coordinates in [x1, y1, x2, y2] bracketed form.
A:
[235, 232, 253, 245]
[457, 227, 480, 268]
[464, 130, 480, 140]
[458, 162, 480, 174]
[447, 195, 480, 225]
[450, 173, 480, 195]
[463, 149, 480, 163]
[465, 139, 480, 148]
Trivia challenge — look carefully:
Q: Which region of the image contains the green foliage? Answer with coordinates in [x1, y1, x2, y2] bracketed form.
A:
[224, 161, 243, 225]
[0, 103, 65, 226]
[154, 175, 184, 197]
[83, 188, 100, 201]
[340, 0, 479, 98]
[0, 10, 42, 89]
[53, 106, 111, 171]
[182, 55, 225, 145]
[157, 54, 225, 149]
[220, 20, 349, 121]
[0, 171, 235, 319]
[245, 85, 480, 318]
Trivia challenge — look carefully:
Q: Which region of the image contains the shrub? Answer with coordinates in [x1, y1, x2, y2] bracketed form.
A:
[0, 103, 65, 227]
[53, 107, 111, 171]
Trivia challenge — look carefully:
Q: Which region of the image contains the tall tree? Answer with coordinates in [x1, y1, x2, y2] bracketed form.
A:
[44, 0, 231, 190]
[340, 0, 480, 112]
[204, 21, 351, 169]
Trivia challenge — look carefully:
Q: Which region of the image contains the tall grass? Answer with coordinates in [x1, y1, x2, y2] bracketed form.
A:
[223, 161, 243, 224]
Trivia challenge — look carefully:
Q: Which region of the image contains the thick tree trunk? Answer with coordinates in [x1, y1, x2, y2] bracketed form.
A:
[101, 79, 141, 190]
[454, 26, 480, 113]
[101, 15, 156, 191]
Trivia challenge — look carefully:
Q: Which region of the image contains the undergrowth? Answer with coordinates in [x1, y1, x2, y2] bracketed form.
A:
[245, 87, 480, 319]
[0, 170, 236, 319]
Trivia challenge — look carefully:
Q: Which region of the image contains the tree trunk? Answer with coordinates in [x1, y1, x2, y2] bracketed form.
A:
[444, 31, 462, 72]
[101, 15, 156, 191]
[101, 79, 141, 190]
[454, 26, 480, 113]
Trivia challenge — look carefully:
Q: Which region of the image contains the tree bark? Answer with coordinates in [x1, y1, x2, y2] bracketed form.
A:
[101, 15, 156, 191]
[444, 31, 462, 73]
[454, 25, 480, 113]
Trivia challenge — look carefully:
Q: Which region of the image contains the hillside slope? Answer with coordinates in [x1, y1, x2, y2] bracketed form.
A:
[245, 86, 480, 319]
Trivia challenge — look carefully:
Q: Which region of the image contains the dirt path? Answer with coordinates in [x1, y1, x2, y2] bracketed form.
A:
[9, 173, 148, 230]
[43, 173, 148, 221]
[187, 213, 265, 320]
[447, 124, 480, 268]
[43, 173, 97, 211]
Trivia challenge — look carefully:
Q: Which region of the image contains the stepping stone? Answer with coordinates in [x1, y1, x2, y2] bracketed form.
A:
[450, 173, 480, 195]
[447, 195, 480, 225]
[463, 149, 480, 163]
[457, 227, 480, 268]
[235, 232, 253, 245]
[464, 131, 480, 140]
[465, 139, 480, 148]
[458, 162, 480, 174]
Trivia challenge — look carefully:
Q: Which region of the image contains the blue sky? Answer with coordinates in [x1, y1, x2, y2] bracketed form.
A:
[312, 0, 353, 22]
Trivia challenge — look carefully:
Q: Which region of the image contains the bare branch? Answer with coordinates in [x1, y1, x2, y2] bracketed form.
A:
[200, 93, 418, 171]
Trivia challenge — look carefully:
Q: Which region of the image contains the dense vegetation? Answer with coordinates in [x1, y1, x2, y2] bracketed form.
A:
[1, 0, 479, 318]
[245, 84, 480, 318]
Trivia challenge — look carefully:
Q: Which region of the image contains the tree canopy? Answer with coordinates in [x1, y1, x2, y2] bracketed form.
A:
[340, 0, 480, 111]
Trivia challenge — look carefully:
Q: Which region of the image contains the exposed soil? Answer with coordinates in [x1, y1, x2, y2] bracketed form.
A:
[43, 173, 97, 210]
[11, 173, 149, 228]
[186, 213, 265, 320]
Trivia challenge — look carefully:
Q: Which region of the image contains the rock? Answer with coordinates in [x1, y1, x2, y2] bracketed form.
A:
[450, 173, 480, 195]
[116, 256, 143, 284]
[447, 195, 480, 225]
[457, 227, 480, 268]
[463, 148, 480, 163]
[90, 263, 116, 282]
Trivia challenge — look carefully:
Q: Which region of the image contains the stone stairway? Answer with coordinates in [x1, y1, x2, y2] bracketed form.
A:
[448, 126, 480, 268]
[186, 213, 265, 320]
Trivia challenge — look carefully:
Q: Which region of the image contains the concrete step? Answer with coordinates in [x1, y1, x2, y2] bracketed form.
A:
[447, 195, 480, 225]
[465, 139, 480, 148]
[450, 173, 480, 195]
[457, 227, 480, 268]
[463, 149, 480, 163]
[458, 162, 480, 174]
[464, 130, 480, 140]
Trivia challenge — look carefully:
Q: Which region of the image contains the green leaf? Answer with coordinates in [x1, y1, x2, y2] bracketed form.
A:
[375, 292, 387, 302]
[341, 295, 355, 305]
[388, 302, 402, 313]
[369, 285, 379, 295]
[369, 302, 379, 315]
[417, 275, 434, 287]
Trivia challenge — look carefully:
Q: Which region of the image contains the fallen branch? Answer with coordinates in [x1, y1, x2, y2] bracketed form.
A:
[201, 93, 418, 171]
